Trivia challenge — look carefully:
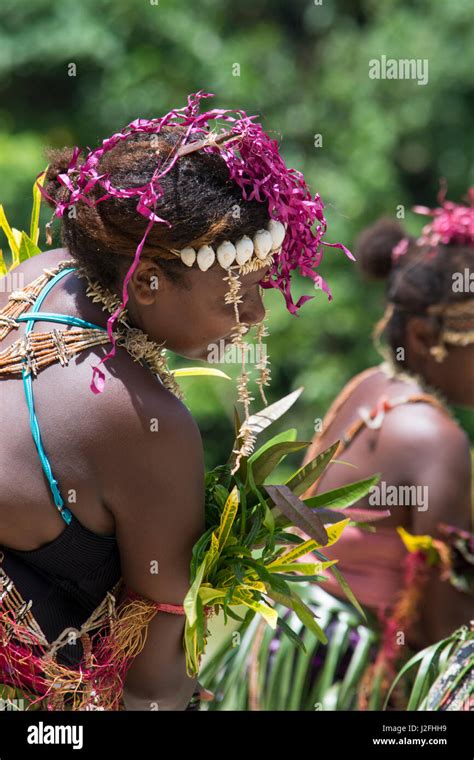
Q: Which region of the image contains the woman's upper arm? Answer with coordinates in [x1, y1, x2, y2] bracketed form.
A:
[109, 391, 205, 601]
[103, 391, 205, 703]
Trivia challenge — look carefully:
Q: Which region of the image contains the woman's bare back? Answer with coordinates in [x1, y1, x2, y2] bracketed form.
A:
[0, 248, 165, 550]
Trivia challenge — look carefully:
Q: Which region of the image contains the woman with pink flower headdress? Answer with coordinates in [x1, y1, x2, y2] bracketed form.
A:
[203, 187, 473, 711]
[0, 92, 352, 710]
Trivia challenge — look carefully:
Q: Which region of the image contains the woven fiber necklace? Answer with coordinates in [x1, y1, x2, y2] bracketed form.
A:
[0, 259, 183, 399]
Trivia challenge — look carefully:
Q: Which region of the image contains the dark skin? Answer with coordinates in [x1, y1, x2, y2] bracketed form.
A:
[0, 247, 269, 710]
[303, 315, 474, 649]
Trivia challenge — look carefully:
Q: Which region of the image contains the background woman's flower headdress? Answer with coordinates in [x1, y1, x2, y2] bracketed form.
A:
[382, 184, 474, 365]
[392, 183, 474, 261]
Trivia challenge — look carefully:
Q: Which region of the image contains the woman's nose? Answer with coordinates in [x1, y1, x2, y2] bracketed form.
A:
[241, 294, 266, 327]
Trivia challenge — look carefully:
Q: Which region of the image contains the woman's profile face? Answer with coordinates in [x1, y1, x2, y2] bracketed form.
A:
[127, 261, 271, 361]
[406, 318, 474, 408]
[440, 343, 474, 408]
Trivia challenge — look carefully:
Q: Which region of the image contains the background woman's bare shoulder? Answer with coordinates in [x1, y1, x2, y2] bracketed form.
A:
[381, 396, 471, 486]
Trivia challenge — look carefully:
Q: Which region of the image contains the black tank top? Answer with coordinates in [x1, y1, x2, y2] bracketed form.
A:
[0, 264, 121, 667]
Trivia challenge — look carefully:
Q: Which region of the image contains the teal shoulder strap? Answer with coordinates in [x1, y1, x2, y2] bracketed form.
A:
[17, 266, 107, 525]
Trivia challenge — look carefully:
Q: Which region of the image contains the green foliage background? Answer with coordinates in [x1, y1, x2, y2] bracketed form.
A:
[1, 0, 473, 467]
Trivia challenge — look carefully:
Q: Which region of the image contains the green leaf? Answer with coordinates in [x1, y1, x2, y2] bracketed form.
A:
[183, 558, 207, 627]
[248, 428, 298, 463]
[312, 552, 366, 619]
[0, 205, 20, 264]
[268, 588, 328, 644]
[250, 440, 311, 485]
[338, 626, 378, 709]
[284, 441, 339, 497]
[18, 231, 41, 263]
[264, 484, 328, 546]
[277, 615, 308, 654]
[406, 638, 449, 710]
[241, 557, 291, 595]
[289, 593, 328, 644]
[383, 633, 455, 710]
[30, 169, 46, 245]
[304, 475, 380, 511]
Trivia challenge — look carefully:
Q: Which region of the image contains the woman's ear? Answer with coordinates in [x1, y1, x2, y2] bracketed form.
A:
[129, 260, 162, 305]
[406, 316, 440, 358]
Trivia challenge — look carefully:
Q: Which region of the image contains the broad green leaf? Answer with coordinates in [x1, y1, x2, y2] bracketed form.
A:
[232, 591, 278, 628]
[272, 560, 338, 574]
[183, 558, 207, 627]
[304, 475, 380, 511]
[250, 440, 311, 485]
[204, 486, 240, 577]
[265, 484, 328, 545]
[19, 231, 41, 263]
[198, 586, 228, 606]
[284, 441, 339, 497]
[265, 538, 320, 568]
[248, 428, 297, 464]
[215, 486, 239, 553]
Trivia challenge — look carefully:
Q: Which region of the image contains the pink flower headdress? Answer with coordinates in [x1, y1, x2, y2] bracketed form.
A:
[392, 184, 474, 261]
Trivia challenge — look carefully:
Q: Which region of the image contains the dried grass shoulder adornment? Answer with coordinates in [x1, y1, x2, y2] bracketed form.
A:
[0, 262, 184, 399]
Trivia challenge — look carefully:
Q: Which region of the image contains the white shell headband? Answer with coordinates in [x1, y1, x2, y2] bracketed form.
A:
[172, 219, 287, 272]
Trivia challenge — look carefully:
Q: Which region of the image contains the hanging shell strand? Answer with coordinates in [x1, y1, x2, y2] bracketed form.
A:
[222, 267, 264, 474]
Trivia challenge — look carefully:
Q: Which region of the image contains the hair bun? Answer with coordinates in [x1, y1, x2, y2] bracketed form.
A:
[42, 147, 78, 209]
[356, 217, 408, 281]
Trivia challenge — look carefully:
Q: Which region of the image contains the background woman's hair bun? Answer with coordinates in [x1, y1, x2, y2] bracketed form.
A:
[355, 217, 410, 281]
[43, 147, 78, 209]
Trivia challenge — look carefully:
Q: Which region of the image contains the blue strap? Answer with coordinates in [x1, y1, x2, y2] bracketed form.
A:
[16, 312, 107, 331]
[19, 265, 106, 525]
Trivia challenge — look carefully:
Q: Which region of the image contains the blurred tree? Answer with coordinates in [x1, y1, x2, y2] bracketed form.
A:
[1, 0, 472, 465]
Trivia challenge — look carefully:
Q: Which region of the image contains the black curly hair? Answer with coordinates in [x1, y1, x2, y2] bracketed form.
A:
[356, 217, 473, 361]
[42, 125, 270, 291]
